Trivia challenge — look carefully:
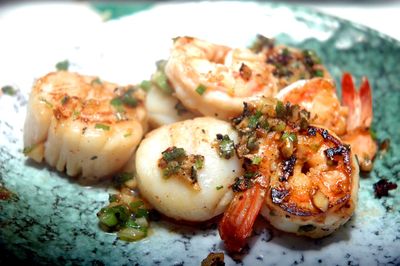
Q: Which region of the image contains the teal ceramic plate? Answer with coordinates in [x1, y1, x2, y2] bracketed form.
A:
[0, 2, 399, 265]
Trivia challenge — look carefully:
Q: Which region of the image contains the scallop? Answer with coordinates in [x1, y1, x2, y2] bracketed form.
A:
[135, 117, 243, 222]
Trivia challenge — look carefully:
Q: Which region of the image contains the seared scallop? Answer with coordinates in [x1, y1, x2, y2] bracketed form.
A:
[23, 71, 147, 183]
[135, 117, 243, 222]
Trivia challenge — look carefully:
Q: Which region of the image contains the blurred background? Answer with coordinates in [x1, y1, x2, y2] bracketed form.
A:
[0, 0, 399, 41]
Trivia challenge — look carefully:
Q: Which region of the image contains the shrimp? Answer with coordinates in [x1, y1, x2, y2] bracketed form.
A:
[276, 78, 347, 136]
[164, 36, 278, 120]
[341, 73, 377, 171]
[276, 74, 377, 171]
[218, 98, 359, 252]
[250, 34, 331, 89]
[135, 117, 244, 222]
[23, 71, 147, 183]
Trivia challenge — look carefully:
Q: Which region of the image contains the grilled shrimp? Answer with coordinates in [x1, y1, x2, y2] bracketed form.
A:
[276, 75, 377, 171]
[165, 36, 278, 120]
[135, 117, 244, 222]
[341, 73, 377, 171]
[218, 98, 359, 252]
[23, 71, 147, 183]
[251, 34, 331, 89]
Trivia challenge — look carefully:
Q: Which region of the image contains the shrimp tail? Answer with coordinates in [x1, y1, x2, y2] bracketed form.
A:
[341, 72, 373, 131]
[359, 77, 373, 128]
[218, 183, 266, 252]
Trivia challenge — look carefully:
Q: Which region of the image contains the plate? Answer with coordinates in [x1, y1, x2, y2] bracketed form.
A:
[0, 2, 399, 265]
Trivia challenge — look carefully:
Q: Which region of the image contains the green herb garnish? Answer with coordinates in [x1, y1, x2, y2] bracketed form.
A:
[162, 147, 186, 161]
[1, 85, 16, 96]
[281, 132, 297, 143]
[61, 95, 70, 105]
[23, 144, 37, 155]
[251, 156, 262, 165]
[216, 185, 224, 190]
[91, 77, 102, 85]
[95, 123, 110, 131]
[195, 84, 207, 95]
[39, 97, 53, 108]
[215, 134, 235, 159]
[55, 60, 69, 71]
[139, 80, 151, 92]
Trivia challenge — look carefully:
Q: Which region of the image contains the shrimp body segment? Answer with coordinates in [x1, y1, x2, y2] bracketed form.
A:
[276, 78, 348, 136]
[165, 36, 278, 120]
[135, 117, 244, 222]
[218, 98, 359, 252]
[23, 71, 147, 183]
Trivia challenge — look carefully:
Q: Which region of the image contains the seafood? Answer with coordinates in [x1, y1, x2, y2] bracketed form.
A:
[277, 78, 347, 136]
[250, 34, 331, 89]
[218, 98, 359, 252]
[145, 60, 198, 129]
[341, 73, 377, 171]
[23, 71, 147, 183]
[135, 117, 244, 222]
[277, 74, 377, 171]
[165, 36, 278, 120]
[145, 83, 197, 129]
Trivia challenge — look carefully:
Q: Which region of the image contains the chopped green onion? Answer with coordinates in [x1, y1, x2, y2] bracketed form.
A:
[215, 134, 235, 159]
[216, 185, 224, 190]
[55, 60, 69, 71]
[369, 127, 377, 140]
[113, 172, 133, 187]
[129, 201, 144, 210]
[95, 123, 110, 131]
[39, 97, 53, 108]
[108, 194, 119, 203]
[251, 156, 262, 165]
[135, 208, 149, 218]
[162, 147, 186, 161]
[275, 100, 285, 119]
[98, 209, 119, 227]
[194, 156, 204, 170]
[23, 144, 37, 155]
[110, 97, 123, 107]
[313, 69, 324, 77]
[248, 111, 262, 128]
[117, 226, 147, 241]
[139, 80, 151, 92]
[61, 95, 70, 105]
[274, 121, 286, 132]
[72, 110, 80, 119]
[281, 132, 297, 143]
[152, 71, 173, 94]
[91, 77, 102, 85]
[1, 85, 16, 96]
[195, 84, 207, 95]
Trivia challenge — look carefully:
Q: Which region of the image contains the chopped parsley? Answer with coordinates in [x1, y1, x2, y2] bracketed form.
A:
[216, 185, 224, 190]
[95, 123, 110, 131]
[55, 60, 69, 71]
[61, 95, 70, 105]
[215, 134, 235, 159]
[1, 85, 16, 96]
[195, 84, 207, 95]
[158, 146, 204, 190]
[251, 156, 262, 165]
[139, 80, 151, 92]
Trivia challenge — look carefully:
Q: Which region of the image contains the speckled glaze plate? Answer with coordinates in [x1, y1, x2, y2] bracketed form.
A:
[0, 2, 399, 265]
